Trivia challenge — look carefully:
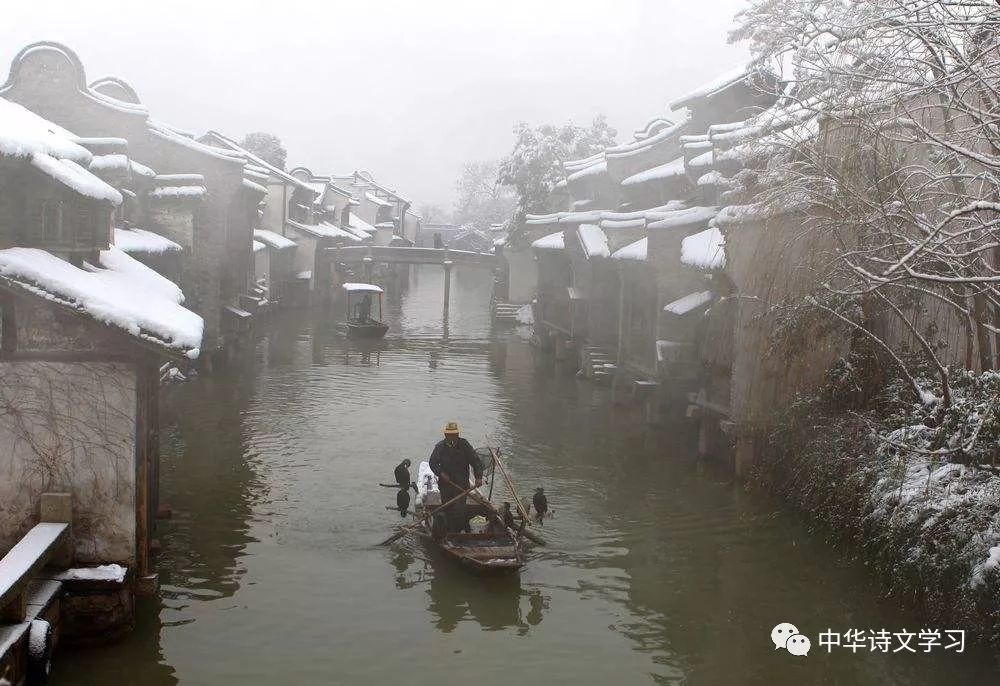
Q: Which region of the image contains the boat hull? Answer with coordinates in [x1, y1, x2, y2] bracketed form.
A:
[417, 529, 524, 576]
[344, 321, 389, 339]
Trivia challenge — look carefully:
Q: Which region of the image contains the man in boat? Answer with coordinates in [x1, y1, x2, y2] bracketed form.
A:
[355, 293, 372, 322]
[429, 421, 484, 533]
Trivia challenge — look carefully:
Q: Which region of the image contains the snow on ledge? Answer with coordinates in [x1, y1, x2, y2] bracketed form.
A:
[681, 227, 726, 270]
[577, 224, 609, 259]
[114, 227, 182, 255]
[611, 237, 647, 261]
[664, 290, 714, 315]
[253, 229, 296, 250]
[57, 564, 127, 584]
[0, 248, 202, 358]
[532, 231, 564, 251]
[342, 282, 383, 293]
[621, 156, 686, 187]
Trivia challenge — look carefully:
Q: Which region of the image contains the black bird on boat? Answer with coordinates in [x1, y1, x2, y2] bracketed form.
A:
[396, 488, 411, 518]
[500, 501, 516, 530]
[394, 459, 418, 492]
[532, 487, 548, 525]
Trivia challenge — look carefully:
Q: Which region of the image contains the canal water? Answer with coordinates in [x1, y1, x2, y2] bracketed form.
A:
[53, 266, 997, 685]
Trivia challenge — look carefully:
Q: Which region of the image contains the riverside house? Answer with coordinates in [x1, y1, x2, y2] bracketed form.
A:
[1, 42, 260, 367]
[0, 96, 202, 593]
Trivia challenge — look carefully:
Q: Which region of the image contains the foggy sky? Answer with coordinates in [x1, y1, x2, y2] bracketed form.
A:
[1, 0, 748, 209]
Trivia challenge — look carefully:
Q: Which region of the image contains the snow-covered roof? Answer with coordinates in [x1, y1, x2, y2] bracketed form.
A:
[527, 201, 690, 228]
[600, 217, 646, 230]
[634, 117, 675, 141]
[566, 159, 607, 183]
[242, 178, 268, 195]
[605, 118, 688, 160]
[688, 150, 714, 170]
[200, 131, 316, 193]
[114, 227, 182, 255]
[342, 283, 383, 293]
[365, 192, 394, 208]
[30, 155, 122, 204]
[663, 290, 714, 315]
[306, 181, 328, 202]
[648, 206, 719, 231]
[0, 98, 123, 205]
[621, 156, 686, 187]
[286, 219, 361, 243]
[88, 153, 129, 173]
[577, 224, 609, 259]
[348, 213, 378, 235]
[253, 229, 296, 250]
[252, 240, 266, 253]
[532, 231, 564, 251]
[149, 185, 206, 200]
[697, 171, 729, 188]
[681, 227, 726, 270]
[564, 150, 605, 173]
[0, 247, 202, 358]
[0, 97, 91, 163]
[611, 237, 647, 262]
[670, 63, 752, 111]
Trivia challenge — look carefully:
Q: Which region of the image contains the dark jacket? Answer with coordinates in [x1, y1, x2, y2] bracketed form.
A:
[429, 437, 484, 488]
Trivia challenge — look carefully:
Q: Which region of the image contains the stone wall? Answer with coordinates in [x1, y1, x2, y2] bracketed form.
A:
[0, 361, 137, 565]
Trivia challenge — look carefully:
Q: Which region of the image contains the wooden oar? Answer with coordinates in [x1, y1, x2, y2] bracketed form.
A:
[488, 446, 547, 546]
[377, 481, 480, 546]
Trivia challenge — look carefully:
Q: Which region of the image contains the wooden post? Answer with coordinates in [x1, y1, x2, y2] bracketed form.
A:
[363, 256, 374, 283]
[442, 259, 453, 320]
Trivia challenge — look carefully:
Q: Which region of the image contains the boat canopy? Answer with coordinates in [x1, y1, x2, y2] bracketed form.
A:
[342, 282, 384, 293]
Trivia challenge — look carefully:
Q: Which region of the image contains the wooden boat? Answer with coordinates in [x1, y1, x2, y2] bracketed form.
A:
[412, 461, 525, 576]
[341, 283, 389, 338]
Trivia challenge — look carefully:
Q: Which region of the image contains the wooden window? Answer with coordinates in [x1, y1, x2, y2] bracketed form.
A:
[73, 205, 92, 245]
[29, 200, 61, 244]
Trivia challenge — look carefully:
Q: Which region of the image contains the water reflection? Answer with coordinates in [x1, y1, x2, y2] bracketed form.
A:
[425, 565, 541, 634]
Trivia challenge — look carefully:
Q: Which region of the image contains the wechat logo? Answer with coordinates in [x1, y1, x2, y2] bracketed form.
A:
[772, 622, 811, 656]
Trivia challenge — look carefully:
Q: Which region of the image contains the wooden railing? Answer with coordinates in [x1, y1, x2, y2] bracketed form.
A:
[0, 494, 71, 624]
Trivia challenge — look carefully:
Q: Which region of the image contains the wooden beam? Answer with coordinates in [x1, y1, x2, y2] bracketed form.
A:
[0, 523, 69, 622]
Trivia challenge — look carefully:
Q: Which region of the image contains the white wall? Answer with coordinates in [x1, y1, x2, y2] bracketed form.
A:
[507, 247, 539, 304]
[0, 361, 137, 565]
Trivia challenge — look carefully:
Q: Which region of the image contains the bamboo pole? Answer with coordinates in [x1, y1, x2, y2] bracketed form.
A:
[377, 480, 481, 546]
[487, 446, 547, 546]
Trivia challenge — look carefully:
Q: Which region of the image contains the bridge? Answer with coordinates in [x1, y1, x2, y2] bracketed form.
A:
[326, 245, 497, 268]
[325, 245, 499, 318]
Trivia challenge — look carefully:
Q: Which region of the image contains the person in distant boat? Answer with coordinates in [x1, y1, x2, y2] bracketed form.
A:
[532, 487, 548, 525]
[429, 421, 484, 533]
[354, 293, 372, 322]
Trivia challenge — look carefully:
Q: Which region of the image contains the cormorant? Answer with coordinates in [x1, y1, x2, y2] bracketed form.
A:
[532, 487, 548, 525]
[396, 488, 411, 518]
[394, 459, 418, 492]
[500, 501, 516, 530]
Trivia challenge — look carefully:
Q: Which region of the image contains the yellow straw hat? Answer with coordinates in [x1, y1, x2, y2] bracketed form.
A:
[443, 421, 460, 435]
